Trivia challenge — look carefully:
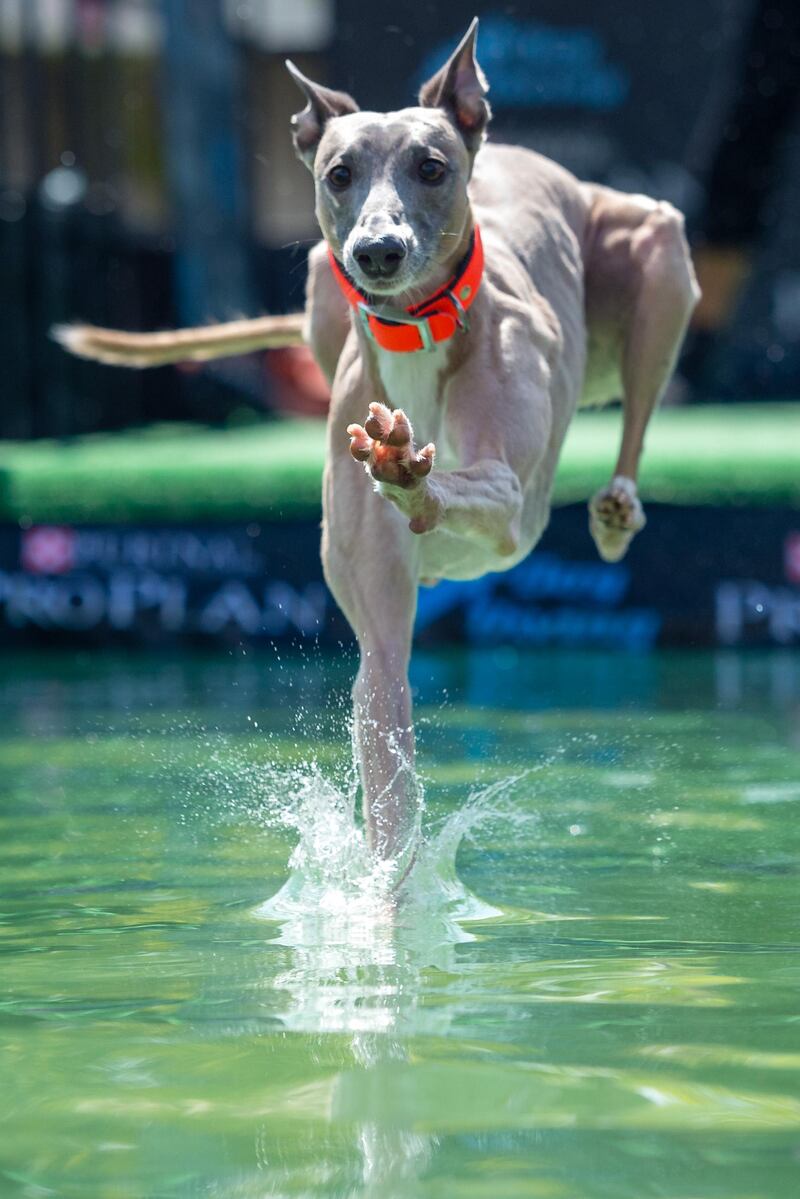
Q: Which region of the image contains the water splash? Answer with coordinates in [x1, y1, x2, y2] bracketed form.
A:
[250, 761, 532, 1036]
[254, 764, 528, 926]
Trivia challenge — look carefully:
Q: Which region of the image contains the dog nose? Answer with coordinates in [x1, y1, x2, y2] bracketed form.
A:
[353, 235, 407, 279]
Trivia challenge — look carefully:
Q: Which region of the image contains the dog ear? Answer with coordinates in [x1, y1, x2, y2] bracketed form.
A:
[286, 60, 359, 168]
[418, 18, 490, 151]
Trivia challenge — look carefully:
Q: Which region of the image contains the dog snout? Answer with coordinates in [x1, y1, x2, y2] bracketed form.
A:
[352, 235, 407, 280]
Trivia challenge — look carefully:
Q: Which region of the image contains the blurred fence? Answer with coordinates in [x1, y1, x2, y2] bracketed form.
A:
[2, 183, 173, 437]
[1, 0, 799, 440]
[0, 0, 322, 437]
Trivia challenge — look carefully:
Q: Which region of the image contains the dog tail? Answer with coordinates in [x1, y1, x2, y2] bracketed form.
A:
[52, 313, 307, 368]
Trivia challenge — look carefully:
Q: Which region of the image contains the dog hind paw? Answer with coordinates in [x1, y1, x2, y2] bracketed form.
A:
[588, 475, 646, 563]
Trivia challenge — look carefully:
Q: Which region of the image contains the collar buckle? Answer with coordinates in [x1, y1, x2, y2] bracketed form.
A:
[445, 288, 471, 334]
[357, 302, 436, 352]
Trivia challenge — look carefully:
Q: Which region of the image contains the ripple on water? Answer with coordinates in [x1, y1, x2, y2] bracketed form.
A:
[3, 650, 800, 1198]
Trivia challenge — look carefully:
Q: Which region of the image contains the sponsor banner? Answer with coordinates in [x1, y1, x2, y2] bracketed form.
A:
[416, 506, 800, 650]
[0, 522, 345, 645]
[0, 507, 798, 647]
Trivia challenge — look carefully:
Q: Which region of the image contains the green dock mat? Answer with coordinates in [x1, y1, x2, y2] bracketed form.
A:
[0, 404, 797, 524]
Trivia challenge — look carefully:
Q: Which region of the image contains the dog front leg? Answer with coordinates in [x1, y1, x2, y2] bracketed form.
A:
[324, 538, 419, 864]
[351, 634, 418, 862]
[347, 403, 525, 559]
[323, 399, 421, 866]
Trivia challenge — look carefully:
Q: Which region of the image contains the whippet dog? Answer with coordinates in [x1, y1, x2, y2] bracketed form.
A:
[59, 20, 699, 873]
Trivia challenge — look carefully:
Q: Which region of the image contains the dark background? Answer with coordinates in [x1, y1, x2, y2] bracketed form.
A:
[2, 0, 799, 439]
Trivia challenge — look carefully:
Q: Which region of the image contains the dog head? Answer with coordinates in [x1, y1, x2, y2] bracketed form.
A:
[287, 18, 490, 299]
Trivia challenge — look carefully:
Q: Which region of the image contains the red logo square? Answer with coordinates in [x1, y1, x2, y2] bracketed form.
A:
[785, 533, 800, 586]
[21, 526, 76, 575]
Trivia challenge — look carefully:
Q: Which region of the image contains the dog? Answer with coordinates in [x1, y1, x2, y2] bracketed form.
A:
[58, 19, 699, 874]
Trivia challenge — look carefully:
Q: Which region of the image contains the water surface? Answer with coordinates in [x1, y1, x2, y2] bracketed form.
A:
[2, 649, 800, 1198]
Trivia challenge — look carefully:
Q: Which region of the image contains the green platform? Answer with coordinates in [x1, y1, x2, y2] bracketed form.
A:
[0, 404, 797, 525]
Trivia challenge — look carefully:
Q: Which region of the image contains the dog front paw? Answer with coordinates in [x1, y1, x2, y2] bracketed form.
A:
[347, 402, 435, 489]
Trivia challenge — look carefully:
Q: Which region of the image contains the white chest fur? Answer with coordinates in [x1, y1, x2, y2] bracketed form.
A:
[375, 342, 449, 449]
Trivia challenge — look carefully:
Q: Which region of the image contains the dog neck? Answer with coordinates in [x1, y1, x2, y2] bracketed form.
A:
[327, 217, 483, 355]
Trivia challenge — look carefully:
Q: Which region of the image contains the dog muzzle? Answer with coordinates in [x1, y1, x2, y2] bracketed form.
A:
[327, 226, 484, 353]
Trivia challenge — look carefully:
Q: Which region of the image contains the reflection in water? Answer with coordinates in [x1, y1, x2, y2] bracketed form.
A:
[3, 648, 800, 1197]
[252, 772, 522, 1194]
[255, 772, 516, 1037]
[3, 647, 800, 739]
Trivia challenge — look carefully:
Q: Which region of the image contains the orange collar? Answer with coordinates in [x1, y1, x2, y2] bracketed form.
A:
[327, 226, 484, 353]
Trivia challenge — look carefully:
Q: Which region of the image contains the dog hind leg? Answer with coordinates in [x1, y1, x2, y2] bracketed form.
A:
[585, 193, 700, 561]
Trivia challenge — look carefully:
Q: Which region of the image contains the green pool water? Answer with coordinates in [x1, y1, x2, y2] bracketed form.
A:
[2, 648, 800, 1198]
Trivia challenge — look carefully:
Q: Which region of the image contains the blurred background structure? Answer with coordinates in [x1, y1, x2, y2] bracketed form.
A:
[0, 0, 798, 652]
[2, 0, 800, 440]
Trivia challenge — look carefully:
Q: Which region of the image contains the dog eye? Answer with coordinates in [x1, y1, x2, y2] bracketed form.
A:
[327, 165, 352, 190]
[418, 158, 446, 184]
